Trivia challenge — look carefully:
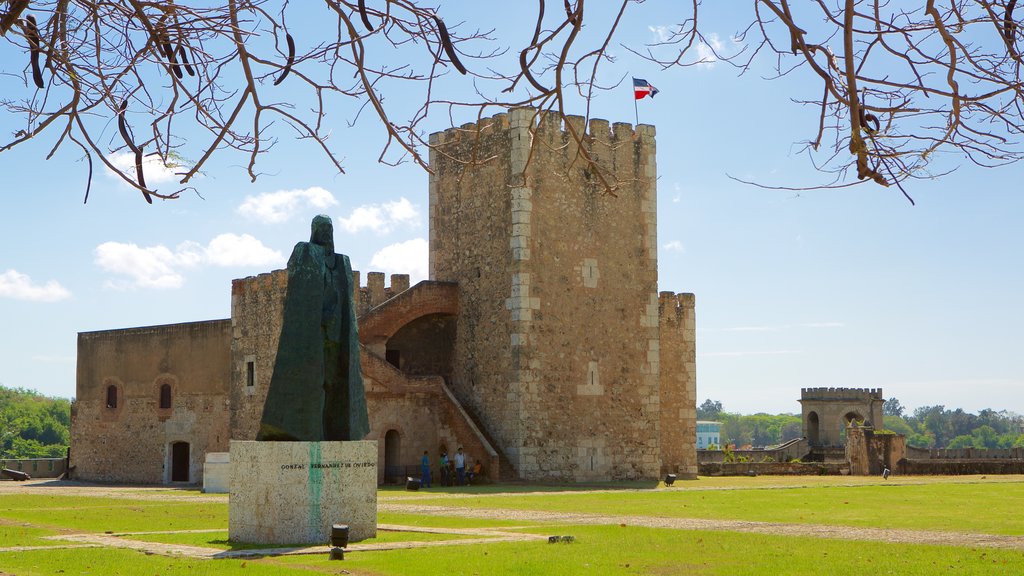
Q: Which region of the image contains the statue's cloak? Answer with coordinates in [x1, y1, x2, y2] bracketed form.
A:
[257, 241, 370, 441]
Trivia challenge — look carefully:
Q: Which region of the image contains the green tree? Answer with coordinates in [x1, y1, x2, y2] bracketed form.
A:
[883, 397, 905, 418]
[697, 399, 723, 421]
[0, 385, 71, 459]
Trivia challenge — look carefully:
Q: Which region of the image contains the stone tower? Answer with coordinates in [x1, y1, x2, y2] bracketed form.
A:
[800, 387, 885, 447]
[428, 108, 695, 481]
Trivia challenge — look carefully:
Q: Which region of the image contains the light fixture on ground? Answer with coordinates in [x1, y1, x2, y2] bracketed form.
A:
[329, 523, 348, 560]
[664, 474, 677, 486]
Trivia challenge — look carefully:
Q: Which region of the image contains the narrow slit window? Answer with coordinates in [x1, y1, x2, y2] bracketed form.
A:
[246, 361, 255, 387]
[106, 385, 118, 409]
[159, 383, 172, 409]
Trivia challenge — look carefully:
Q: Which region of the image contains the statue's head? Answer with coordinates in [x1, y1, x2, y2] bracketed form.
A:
[310, 215, 335, 254]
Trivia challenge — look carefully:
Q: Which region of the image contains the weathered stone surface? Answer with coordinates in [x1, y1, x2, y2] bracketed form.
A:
[202, 452, 230, 493]
[70, 320, 232, 484]
[228, 440, 377, 544]
[257, 216, 369, 442]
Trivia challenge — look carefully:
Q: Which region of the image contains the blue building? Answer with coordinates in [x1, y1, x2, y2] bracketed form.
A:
[696, 421, 722, 449]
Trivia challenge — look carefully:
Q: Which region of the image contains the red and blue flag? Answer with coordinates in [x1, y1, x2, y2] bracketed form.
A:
[633, 78, 659, 100]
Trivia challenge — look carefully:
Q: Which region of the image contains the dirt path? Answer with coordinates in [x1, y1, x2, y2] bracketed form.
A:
[380, 503, 1024, 550]
[42, 525, 546, 559]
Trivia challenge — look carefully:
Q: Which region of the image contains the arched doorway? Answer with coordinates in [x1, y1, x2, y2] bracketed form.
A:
[807, 411, 820, 446]
[839, 411, 864, 444]
[171, 442, 190, 482]
[384, 430, 401, 484]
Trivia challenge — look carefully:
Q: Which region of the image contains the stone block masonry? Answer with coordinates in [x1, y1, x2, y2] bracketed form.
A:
[428, 108, 693, 481]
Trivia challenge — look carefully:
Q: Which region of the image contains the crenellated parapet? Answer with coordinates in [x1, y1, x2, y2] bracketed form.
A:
[352, 271, 411, 317]
[658, 292, 696, 329]
[801, 387, 884, 401]
[429, 108, 656, 188]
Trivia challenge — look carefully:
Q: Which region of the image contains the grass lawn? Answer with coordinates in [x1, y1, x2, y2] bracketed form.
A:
[1, 475, 1023, 574]
[401, 476, 1024, 535]
[0, 494, 226, 533]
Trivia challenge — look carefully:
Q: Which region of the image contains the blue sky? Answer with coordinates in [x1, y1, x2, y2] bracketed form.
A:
[0, 4, 1021, 415]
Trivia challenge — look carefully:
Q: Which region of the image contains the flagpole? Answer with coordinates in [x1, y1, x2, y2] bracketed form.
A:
[634, 95, 639, 126]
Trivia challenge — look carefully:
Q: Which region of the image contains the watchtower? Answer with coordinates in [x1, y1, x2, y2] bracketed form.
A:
[428, 108, 695, 481]
[799, 387, 885, 448]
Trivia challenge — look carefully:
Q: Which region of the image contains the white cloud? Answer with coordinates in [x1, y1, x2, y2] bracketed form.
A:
[205, 234, 284, 267]
[238, 187, 338, 224]
[0, 269, 71, 302]
[95, 242, 195, 289]
[369, 238, 428, 283]
[338, 198, 419, 235]
[662, 240, 685, 253]
[695, 33, 724, 69]
[648, 25, 673, 43]
[106, 152, 184, 185]
[95, 235, 283, 290]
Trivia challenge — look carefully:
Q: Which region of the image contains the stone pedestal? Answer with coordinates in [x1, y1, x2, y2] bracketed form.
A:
[228, 440, 377, 545]
[203, 452, 230, 493]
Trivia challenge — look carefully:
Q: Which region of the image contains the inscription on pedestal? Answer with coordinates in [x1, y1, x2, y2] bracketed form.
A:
[229, 440, 377, 545]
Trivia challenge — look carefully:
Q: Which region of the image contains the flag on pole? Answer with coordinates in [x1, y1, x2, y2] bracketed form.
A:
[633, 77, 659, 100]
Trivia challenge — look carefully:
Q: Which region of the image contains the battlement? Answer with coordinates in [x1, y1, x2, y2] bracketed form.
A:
[231, 269, 288, 296]
[801, 387, 884, 401]
[658, 292, 696, 326]
[429, 108, 655, 153]
[352, 271, 411, 316]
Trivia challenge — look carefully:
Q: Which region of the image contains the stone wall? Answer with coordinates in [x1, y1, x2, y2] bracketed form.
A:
[846, 427, 905, 475]
[699, 461, 849, 476]
[0, 458, 67, 479]
[697, 438, 809, 465]
[906, 446, 1024, 459]
[71, 320, 232, 484]
[898, 460, 1024, 475]
[230, 270, 496, 484]
[429, 108, 678, 481]
[659, 292, 697, 478]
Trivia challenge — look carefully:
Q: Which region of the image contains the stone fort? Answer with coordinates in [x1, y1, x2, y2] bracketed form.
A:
[70, 109, 697, 484]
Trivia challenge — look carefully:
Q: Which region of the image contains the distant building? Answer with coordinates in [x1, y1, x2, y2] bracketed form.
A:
[696, 421, 721, 449]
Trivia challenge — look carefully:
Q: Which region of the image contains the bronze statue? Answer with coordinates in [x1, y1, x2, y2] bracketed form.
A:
[257, 215, 370, 441]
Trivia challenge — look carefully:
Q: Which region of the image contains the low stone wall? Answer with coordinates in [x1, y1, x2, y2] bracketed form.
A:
[697, 438, 808, 466]
[700, 461, 848, 476]
[899, 459, 1024, 475]
[906, 446, 1024, 460]
[0, 458, 67, 479]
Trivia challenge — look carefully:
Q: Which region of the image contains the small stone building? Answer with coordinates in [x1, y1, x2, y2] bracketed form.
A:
[799, 387, 884, 448]
[70, 109, 698, 484]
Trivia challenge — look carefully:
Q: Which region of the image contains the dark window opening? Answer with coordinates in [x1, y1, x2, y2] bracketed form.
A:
[159, 383, 172, 409]
[384, 430, 401, 484]
[246, 361, 255, 387]
[106, 385, 118, 409]
[385, 349, 401, 369]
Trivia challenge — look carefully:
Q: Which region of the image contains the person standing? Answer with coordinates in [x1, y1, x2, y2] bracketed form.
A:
[420, 450, 432, 488]
[454, 447, 466, 486]
[439, 450, 450, 486]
